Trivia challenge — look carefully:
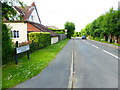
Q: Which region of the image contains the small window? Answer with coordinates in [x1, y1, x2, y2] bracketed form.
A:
[13, 30, 19, 38]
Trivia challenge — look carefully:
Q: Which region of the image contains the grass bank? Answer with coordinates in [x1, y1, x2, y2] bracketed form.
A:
[2, 39, 69, 89]
[89, 38, 120, 46]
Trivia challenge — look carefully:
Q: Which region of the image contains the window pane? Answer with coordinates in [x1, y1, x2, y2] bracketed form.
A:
[17, 31, 19, 38]
[14, 31, 16, 38]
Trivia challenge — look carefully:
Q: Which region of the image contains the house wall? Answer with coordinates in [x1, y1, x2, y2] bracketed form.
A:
[28, 8, 40, 24]
[51, 37, 59, 44]
[58, 34, 67, 41]
[5, 22, 27, 43]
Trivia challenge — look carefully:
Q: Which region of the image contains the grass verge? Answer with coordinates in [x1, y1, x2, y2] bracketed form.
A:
[89, 38, 120, 46]
[2, 39, 69, 89]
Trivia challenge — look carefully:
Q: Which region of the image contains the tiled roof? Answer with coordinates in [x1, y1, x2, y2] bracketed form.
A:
[14, 6, 34, 21]
[26, 21, 58, 37]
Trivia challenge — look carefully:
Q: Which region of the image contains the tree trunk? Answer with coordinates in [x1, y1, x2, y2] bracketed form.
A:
[114, 35, 118, 43]
[104, 35, 108, 41]
[118, 35, 120, 44]
[108, 34, 112, 43]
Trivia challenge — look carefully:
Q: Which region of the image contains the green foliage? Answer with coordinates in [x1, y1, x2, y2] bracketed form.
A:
[64, 22, 75, 38]
[2, 0, 26, 20]
[2, 2, 17, 20]
[29, 32, 51, 51]
[81, 28, 87, 36]
[81, 8, 120, 43]
[73, 32, 81, 37]
[2, 23, 13, 65]
[48, 28, 65, 34]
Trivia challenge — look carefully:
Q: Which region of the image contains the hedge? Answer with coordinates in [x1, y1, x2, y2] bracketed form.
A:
[29, 32, 51, 51]
[48, 28, 65, 34]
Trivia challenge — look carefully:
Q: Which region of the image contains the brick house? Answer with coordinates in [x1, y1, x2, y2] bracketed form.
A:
[4, 2, 58, 44]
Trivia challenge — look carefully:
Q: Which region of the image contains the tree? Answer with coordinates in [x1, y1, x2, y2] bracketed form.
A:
[2, 23, 13, 64]
[81, 8, 120, 43]
[2, 0, 26, 20]
[64, 22, 75, 38]
[2, 0, 25, 64]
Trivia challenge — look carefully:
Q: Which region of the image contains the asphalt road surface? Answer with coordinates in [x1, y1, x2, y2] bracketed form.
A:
[72, 37, 119, 88]
[14, 38, 119, 88]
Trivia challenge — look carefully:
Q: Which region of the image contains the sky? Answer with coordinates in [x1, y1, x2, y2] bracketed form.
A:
[20, 0, 119, 32]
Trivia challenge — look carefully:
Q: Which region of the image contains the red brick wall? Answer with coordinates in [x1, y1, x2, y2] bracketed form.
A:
[27, 23, 41, 32]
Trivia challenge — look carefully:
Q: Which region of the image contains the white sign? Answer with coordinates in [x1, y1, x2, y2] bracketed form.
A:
[16, 45, 30, 54]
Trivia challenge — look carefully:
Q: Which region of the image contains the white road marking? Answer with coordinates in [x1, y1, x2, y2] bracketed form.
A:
[68, 45, 74, 88]
[86, 42, 90, 44]
[91, 44, 99, 49]
[102, 50, 120, 59]
[83, 40, 119, 59]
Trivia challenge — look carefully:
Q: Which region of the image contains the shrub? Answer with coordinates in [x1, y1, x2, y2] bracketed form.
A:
[48, 28, 65, 34]
[2, 23, 13, 65]
[29, 32, 51, 51]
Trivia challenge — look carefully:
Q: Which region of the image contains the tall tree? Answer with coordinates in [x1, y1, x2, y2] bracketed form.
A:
[2, 0, 26, 20]
[1, 0, 25, 64]
[64, 22, 75, 38]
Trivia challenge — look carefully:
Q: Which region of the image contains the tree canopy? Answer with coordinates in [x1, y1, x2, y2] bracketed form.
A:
[2, 0, 26, 20]
[81, 8, 120, 43]
[64, 22, 75, 38]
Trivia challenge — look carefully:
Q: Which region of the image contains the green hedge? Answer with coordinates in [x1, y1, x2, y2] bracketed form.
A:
[29, 32, 51, 51]
[48, 28, 65, 34]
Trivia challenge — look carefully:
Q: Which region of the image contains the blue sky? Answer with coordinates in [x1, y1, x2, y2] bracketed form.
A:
[20, 0, 119, 31]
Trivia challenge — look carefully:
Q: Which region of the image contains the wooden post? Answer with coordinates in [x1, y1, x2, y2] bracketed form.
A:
[27, 50, 30, 59]
[32, 40, 35, 51]
[15, 41, 18, 64]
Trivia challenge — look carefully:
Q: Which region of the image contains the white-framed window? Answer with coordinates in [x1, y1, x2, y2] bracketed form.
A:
[11, 30, 19, 38]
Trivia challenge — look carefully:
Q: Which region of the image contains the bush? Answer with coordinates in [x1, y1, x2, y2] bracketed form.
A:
[2, 23, 13, 65]
[48, 28, 65, 34]
[29, 32, 51, 51]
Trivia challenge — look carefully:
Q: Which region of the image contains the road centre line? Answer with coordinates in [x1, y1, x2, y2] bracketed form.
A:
[68, 40, 74, 88]
[102, 50, 120, 59]
[86, 42, 90, 44]
[91, 44, 99, 49]
[84, 41, 99, 49]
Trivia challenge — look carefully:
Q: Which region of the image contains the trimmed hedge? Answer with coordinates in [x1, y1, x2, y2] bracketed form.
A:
[48, 28, 65, 34]
[29, 32, 51, 51]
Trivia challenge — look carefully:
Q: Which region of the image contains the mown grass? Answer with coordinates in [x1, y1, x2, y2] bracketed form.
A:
[89, 38, 120, 46]
[101, 41, 120, 46]
[2, 39, 69, 89]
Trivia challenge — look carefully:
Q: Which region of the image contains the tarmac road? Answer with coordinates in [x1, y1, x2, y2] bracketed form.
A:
[14, 38, 119, 88]
[73, 37, 118, 88]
